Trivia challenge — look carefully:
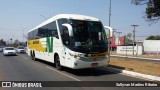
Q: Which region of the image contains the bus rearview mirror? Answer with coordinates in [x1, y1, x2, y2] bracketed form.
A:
[62, 24, 73, 37]
[104, 26, 113, 37]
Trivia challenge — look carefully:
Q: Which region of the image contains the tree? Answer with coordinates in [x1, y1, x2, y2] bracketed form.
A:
[0, 39, 6, 46]
[146, 35, 160, 40]
[125, 33, 133, 44]
[132, 0, 160, 23]
[127, 33, 132, 40]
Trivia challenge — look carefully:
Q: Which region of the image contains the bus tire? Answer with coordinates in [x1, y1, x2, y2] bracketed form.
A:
[30, 51, 32, 59]
[31, 51, 37, 61]
[55, 55, 62, 70]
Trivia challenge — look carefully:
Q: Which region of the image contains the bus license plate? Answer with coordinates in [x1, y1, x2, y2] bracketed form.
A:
[91, 63, 98, 67]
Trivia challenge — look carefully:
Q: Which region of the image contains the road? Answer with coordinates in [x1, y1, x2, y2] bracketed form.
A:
[0, 53, 159, 90]
[111, 55, 160, 63]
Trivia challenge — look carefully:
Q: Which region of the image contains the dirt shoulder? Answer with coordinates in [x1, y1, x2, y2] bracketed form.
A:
[109, 57, 160, 77]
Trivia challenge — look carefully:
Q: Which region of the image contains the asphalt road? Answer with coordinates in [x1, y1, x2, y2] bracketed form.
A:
[0, 52, 159, 90]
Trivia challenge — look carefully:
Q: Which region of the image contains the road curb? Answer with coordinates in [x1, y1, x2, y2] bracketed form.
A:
[106, 67, 160, 81]
[111, 55, 160, 61]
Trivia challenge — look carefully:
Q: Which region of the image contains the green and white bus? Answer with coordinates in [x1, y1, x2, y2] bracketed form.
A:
[27, 14, 112, 69]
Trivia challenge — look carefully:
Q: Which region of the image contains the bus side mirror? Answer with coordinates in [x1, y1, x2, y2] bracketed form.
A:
[104, 26, 113, 37]
[62, 24, 73, 37]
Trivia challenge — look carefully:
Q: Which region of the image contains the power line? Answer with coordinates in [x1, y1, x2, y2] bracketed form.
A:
[108, 0, 112, 62]
[40, 15, 48, 20]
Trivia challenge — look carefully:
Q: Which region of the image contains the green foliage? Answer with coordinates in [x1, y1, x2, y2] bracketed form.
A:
[0, 39, 6, 46]
[0, 39, 26, 47]
[132, 0, 160, 22]
[146, 35, 160, 40]
[125, 33, 133, 44]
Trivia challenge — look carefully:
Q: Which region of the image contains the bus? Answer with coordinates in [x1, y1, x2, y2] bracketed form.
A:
[27, 14, 112, 70]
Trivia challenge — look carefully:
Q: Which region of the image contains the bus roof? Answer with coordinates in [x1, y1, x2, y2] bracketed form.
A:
[28, 14, 100, 33]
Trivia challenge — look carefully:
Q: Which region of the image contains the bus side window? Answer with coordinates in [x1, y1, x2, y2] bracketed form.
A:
[51, 30, 59, 39]
[37, 28, 45, 38]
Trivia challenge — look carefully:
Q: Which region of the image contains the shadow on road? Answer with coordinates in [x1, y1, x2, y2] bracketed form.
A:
[35, 59, 118, 77]
[61, 67, 117, 77]
[3, 55, 18, 57]
[108, 65, 126, 70]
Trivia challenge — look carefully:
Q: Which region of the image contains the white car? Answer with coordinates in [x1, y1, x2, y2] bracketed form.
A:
[16, 46, 26, 53]
[3, 47, 17, 56]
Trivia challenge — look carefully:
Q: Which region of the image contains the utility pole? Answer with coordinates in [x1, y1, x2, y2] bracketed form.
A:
[20, 27, 27, 45]
[131, 25, 138, 55]
[108, 0, 112, 61]
[111, 29, 116, 51]
[22, 29, 24, 43]
[116, 32, 122, 45]
[109, 0, 111, 27]
[20, 28, 25, 43]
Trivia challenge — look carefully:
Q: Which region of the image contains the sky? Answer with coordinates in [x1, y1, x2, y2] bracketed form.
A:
[0, 0, 159, 42]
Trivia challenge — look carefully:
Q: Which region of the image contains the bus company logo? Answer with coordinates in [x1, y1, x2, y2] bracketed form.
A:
[2, 82, 11, 87]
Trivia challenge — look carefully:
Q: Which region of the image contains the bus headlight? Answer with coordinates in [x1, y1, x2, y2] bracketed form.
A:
[69, 52, 82, 60]
[75, 56, 81, 60]
[74, 55, 80, 59]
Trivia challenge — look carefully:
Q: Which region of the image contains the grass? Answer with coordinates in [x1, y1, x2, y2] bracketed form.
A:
[109, 57, 160, 77]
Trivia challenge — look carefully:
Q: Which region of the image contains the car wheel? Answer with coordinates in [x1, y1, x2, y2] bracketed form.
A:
[55, 55, 62, 70]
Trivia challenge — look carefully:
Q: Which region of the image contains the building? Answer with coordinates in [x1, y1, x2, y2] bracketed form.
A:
[108, 36, 125, 50]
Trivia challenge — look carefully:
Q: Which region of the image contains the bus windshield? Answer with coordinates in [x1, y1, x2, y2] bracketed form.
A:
[70, 20, 108, 53]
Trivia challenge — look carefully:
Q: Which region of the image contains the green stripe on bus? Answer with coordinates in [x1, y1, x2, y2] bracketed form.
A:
[47, 37, 53, 52]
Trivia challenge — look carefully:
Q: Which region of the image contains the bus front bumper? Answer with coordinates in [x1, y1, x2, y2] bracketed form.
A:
[71, 57, 109, 69]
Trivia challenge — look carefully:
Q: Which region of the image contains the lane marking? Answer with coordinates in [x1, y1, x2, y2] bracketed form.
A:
[46, 66, 81, 81]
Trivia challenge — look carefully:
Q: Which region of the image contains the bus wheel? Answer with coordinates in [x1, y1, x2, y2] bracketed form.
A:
[55, 55, 62, 70]
[31, 52, 36, 61]
[30, 51, 32, 59]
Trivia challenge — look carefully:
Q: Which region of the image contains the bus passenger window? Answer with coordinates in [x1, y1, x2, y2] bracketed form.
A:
[51, 30, 59, 39]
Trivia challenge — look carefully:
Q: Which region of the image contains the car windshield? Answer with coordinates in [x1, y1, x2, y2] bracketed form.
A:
[69, 20, 108, 53]
[5, 48, 14, 50]
[18, 47, 24, 49]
